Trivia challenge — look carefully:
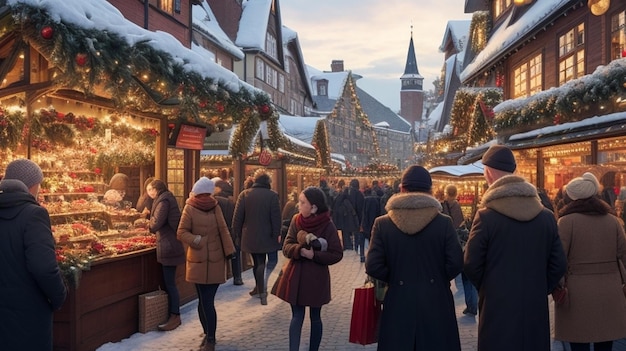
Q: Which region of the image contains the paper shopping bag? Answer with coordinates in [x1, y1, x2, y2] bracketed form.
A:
[349, 284, 381, 345]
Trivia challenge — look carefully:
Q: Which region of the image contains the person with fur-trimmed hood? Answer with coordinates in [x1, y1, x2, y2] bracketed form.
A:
[464, 145, 567, 351]
[365, 165, 463, 351]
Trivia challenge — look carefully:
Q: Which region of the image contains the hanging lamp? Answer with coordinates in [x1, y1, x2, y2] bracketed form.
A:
[588, 0, 610, 16]
[513, 0, 533, 6]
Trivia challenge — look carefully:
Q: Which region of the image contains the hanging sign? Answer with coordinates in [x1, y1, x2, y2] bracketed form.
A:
[259, 149, 272, 166]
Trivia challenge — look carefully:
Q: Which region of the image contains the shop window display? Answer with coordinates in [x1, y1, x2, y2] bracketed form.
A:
[0, 104, 159, 287]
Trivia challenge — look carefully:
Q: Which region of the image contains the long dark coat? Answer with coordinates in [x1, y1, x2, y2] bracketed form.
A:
[361, 194, 382, 239]
[232, 181, 282, 253]
[150, 190, 185, 266]
[0, 180, 67, 350]
[275, 212, 343, 306]
[332, 188, 360, 232]
[366, 192, 463, 351]
[555, 197, 626, 342]
[464, 175, 567, 351]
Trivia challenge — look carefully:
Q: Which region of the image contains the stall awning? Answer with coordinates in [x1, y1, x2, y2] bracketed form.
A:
[429, 161, 484, 177]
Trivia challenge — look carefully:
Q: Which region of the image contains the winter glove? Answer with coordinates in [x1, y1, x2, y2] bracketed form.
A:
[191, 235, 202, 248]
[310, 237, 328, 251]
[297, 230, 309, 245]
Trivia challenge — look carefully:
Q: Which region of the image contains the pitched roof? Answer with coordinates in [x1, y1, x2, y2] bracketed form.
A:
[461, 0, 571, 82]
[439, 20, 471, 54]
[356, 87, 411, 133]
[192, 1, 244, 59]
[235, 0, 273, 49]
[401, 35, 423, 79]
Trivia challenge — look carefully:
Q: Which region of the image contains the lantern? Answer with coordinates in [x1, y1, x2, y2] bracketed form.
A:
[588, 0, 610, 16]
[513, 0, 532, 6]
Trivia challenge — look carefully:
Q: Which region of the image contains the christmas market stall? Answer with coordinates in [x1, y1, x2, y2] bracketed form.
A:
[429, 162, 486, 222]
[0, 1, 284, 350]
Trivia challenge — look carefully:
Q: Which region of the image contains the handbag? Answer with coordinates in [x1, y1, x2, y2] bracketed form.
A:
[551, 284, 568, 305]
[349, 282, 382, 345]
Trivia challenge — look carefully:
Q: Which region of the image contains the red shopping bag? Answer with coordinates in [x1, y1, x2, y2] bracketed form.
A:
[349, 283, 382, 345]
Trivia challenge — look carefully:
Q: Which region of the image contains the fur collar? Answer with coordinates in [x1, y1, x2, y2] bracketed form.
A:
[481, 175, 544, 221]
[559, 196, 614, 217]
[385, 192, 442, 234]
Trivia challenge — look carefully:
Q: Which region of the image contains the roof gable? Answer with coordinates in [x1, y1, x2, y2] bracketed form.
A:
[235, 0, 273, 49]
[192, 1, 244, 59]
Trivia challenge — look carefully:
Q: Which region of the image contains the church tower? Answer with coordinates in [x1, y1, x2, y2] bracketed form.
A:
[400, 28, 424, 130]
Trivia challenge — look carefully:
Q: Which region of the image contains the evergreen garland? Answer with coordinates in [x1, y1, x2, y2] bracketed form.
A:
[11, 3, 284, 157]
[469, 11, 490, 53]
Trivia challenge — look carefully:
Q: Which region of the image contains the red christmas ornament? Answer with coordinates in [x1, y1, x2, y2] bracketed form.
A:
[198, 100, 207, 108]
[40, 26, 53, 40]
[622, 49, 626, 58]
[215, 102, 225, 113]
[258, 104, 271, 115]
[75, 53, 88, 66]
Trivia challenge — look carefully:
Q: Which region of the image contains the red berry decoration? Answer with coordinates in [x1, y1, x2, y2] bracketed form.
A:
[198, 100, 207, 108]
[40, 26, 53, 40]
[215, 102, 225, 113]
[258, 104, 271, 115]
[75, 53, 88, 66]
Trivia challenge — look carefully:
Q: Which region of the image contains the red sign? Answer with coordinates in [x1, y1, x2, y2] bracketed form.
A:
[259, 149, 272, 166]
[175, 124, 206, 150]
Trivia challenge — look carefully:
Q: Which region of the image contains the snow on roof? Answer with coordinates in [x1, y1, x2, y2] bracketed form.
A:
[282, 26, 297, 43]
[509, 111, 626, 141]
[461, 0, 570, 82]
[427, 102, 444, 128]
[9, 0, 261, 95]
[429, 161, 484, 177]
[307, 67, 350, 99]
[235, 0, 272, 49]
[192, 1, 244, 60]
[279, 114, 321, 144]
[439, 20, 471, 53]
[374, 121, 390, 128]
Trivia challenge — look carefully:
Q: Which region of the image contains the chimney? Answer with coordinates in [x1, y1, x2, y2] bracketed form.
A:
[331, 60, 344, 72]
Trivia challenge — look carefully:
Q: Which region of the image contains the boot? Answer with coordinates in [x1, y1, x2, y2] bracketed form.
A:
[200, 336, 215, 351]
[249, 286, 260, 297]
[260, 292, 268, 305]
[233, 276, 244, 286]
[158, 313, 181, 331]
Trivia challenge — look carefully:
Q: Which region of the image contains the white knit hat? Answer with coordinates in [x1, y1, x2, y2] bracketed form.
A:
[566, 172, 600, 200]
[191, 177, 214, 195]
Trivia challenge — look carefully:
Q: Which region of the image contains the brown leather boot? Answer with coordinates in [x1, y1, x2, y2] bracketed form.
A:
[158, 313, 181, 331]
[202, 339, 215, 351]
[249, 286, 259, 297]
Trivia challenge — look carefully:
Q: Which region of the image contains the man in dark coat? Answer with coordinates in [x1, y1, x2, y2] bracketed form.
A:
[366, 165, 463, 351]
[360, 187, 381, 262]
[464, 145, 567, 351]
[0, 159, 67, 350]
[232, 170, 282, 305]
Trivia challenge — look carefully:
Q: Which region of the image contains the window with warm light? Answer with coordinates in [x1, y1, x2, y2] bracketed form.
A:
[558, 23, 585, 85]
[493, 0, 513, 19]
[157, 0, 180, 14]
[610, 11, 626, 60]
[513, 53, 542, 98]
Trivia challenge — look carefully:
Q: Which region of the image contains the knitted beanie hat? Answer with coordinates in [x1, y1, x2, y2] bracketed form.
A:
[482, 145, 517, 173]
[400, 165, 432, 192]
[566, 172, 600, 200]
[4, 159, 43, 188]
[192, 177, 215, 195]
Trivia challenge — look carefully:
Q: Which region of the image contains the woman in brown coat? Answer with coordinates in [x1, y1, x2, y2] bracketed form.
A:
[273, 186, 343, 351]
[555, 172, 626, 351]
[177, 177, 235, 351]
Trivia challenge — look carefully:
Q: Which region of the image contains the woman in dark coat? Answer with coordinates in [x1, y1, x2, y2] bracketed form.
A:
[232, 170, 282, 304]
[274, 186, 343, 351]
[148, 179, 185, 331]
[366, 166, 463, 351]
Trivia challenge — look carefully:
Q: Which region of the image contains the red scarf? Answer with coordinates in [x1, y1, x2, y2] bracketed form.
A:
[296, 211, 331, 234]
[186, 196, 217, 212]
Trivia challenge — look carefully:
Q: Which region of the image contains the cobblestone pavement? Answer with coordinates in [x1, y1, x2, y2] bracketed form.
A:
[97, 249, 626, 351]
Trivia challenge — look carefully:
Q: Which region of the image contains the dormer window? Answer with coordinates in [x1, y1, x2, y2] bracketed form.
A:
[318, 81, 328, 96]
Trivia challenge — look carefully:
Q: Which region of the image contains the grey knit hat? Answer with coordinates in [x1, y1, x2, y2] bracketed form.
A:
[4, 159, 44, 189]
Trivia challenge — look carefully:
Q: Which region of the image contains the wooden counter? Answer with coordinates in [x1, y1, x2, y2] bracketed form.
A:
[53, 248, 196, 351]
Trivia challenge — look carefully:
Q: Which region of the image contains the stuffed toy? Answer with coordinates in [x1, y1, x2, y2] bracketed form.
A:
[296, 230, 328, 251]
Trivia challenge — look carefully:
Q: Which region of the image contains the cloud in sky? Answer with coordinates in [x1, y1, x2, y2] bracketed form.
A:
[280, 0, 472, 112]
